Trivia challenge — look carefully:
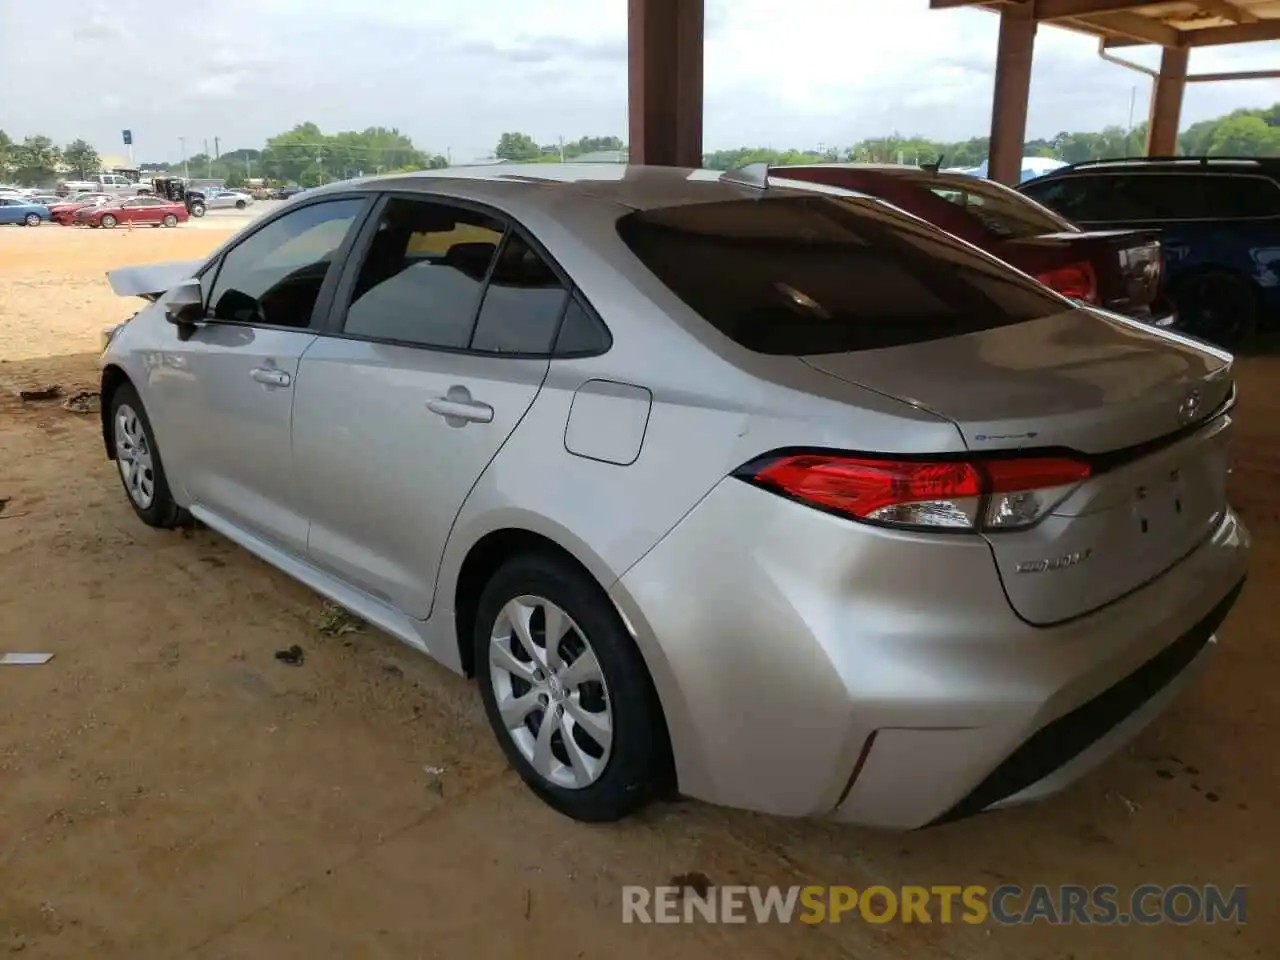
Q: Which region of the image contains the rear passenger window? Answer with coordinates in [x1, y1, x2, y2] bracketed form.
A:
[469, 233, 569, 354]
[1200, 175, 1280, 218]
[342, 198, 504, 348]
[554, 297, 611, 356]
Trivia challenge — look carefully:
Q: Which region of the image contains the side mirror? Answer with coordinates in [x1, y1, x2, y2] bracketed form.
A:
[162, 278, 205, 328]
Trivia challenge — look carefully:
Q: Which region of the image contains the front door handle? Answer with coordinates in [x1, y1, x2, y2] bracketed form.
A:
[427, 397, 494, 424]
[250, 367, 291, 387]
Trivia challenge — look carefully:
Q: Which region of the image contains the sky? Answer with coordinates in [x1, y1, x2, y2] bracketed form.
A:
[2, 0, 1280, 163]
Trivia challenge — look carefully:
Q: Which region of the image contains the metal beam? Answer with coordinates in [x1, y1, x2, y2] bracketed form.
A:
[1105, 17, 1280, 46]
[628, 0, 704, 167]
[988, 4, 1037, 185]
[1034, 0, 1164, 17]
[1078, 10, 1182, 45]
[1193, 0, 1257, 25]
[1146, 47, 1188, 155]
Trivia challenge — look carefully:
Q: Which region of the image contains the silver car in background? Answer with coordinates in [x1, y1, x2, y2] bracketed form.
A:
[98, 165, 1249, 827]
[203, 190, 254, 211]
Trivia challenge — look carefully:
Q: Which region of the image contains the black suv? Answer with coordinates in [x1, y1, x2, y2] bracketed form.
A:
[1019, 157, 1280, 349]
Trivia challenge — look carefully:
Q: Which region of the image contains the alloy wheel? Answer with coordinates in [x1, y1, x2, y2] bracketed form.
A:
[488, 595, 613, 790]
[114, 404, 156, 509]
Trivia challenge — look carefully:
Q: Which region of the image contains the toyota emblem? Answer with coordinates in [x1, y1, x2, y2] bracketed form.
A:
[1178, 390, 1202, 425]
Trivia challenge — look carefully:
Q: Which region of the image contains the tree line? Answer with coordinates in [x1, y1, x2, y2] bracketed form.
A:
[5, 101, 1280, 188]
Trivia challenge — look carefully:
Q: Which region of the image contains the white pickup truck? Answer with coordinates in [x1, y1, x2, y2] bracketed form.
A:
[57, 173, 149, 197]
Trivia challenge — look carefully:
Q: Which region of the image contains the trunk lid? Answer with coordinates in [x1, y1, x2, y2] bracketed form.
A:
[803, 309, 1234, 624]
[1004, 229, 1163, 314]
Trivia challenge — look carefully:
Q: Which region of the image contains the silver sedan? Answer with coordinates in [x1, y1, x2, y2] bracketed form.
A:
[98, 165, 1249, 827]
[203, 190, 254, 211]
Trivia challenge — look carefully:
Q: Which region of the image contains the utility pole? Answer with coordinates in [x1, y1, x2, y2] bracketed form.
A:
[558, 136, 565, 163]
[178, 137, 189, 180]
[214, 136, 220, 160]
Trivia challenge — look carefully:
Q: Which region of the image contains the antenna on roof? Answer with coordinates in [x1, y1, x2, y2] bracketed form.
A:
[720, 162, 769, 190]
[920, 154, 944, 175]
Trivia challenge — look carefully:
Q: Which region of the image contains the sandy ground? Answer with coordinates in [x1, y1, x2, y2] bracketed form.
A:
[0, 224, 1277, 959]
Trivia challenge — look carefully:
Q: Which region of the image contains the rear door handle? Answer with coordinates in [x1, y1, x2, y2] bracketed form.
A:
[427, 397, 494, 423]
[250, 367, 291, 387]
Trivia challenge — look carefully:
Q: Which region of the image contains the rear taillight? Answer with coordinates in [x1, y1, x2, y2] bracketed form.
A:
[741, 453, 1091, 533]
[1036, 261, 1098, 304]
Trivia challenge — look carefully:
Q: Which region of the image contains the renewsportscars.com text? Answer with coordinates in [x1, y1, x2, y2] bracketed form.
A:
[621, 884, 1248, 926]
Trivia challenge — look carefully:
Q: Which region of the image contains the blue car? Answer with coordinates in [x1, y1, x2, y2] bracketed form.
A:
[0, 196, 50, 226]
[1020, 157, 1280, 349]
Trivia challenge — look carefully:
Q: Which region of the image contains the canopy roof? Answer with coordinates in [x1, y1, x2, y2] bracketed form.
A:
[932, 0, 1280, 48]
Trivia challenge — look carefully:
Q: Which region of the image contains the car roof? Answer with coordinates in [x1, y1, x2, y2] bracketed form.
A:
[299, 163, 856, 213]
[1031, 157, 1280, 180]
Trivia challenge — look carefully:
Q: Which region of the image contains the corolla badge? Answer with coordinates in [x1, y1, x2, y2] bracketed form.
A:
[1178, 390, 1202, 425]
[1015, 549, 1092, 575]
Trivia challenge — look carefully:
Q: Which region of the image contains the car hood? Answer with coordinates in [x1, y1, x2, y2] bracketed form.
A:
[106, 259, 204, 300]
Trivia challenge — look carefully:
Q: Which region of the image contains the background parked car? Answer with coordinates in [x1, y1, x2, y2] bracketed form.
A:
[780, 163, 1171, 326]
[0, 196, 50, 226]
[1019, 156, 1280, 348]
[269, 186, 306, 200]
[77, 196, 189, 228]
[26, 193, 63, 206]
[203, 190, 254, 210]
[48, 193, 113, 224]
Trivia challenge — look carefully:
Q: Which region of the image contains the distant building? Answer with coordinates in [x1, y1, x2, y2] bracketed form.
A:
[570, 149, 629, 165]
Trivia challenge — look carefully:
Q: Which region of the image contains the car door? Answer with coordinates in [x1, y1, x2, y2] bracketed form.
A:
[0, 199, 16, 224]
[291, 194, 569, 617]
[143, 195, 371, 556]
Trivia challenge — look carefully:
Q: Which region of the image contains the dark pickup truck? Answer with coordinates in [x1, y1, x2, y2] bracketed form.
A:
[777, 164, 1173, 327]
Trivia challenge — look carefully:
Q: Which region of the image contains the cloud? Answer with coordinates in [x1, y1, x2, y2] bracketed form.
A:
[1, 0, 1278, 164]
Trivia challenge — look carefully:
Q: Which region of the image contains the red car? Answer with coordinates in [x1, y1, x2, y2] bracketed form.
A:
[778, 164, 1173, 326]
[47, 193, 113, 225]
[76, 196, 189, 229]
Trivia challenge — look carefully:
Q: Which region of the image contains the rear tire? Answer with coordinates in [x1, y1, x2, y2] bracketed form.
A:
[107, 383, 189, 529]
[163, 214, 178, 227]
[1170, 269, 1259, 352]
[474, 552, 670, 822]
[189, 203, 206, 218]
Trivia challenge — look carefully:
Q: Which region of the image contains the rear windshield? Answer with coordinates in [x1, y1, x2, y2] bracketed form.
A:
[616, 195, 1067, 355]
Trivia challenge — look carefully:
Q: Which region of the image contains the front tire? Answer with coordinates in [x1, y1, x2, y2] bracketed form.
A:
[475, 553, 669, 822]
[235, 199, 246, 210]
[108, 383, 188, 529]
[189, 203, 206, 218]
[100, 213, 117, 228]
[23, 213, 40, 226]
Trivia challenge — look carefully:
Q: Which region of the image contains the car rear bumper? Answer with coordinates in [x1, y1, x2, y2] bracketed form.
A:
[611, 479, 1250, 828]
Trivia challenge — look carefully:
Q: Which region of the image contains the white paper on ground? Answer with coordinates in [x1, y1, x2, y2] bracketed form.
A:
[1, 653, 54, 665]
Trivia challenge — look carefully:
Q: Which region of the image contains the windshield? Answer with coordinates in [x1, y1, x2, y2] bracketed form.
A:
[616, 194, 1067, 355]
[907, 173, 1078, 239]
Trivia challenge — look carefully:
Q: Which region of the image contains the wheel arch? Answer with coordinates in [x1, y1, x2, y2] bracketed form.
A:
[451, 523, 678, 789]
[99, 363, 132, 459]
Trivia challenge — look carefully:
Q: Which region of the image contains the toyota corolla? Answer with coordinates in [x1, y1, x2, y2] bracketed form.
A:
[97, 165, 1249, 827]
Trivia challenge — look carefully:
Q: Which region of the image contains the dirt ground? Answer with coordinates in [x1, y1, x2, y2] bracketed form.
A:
[0, 224, 1277, 959]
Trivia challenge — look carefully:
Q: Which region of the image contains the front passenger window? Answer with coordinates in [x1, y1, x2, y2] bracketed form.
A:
[207, 199, 364, 328]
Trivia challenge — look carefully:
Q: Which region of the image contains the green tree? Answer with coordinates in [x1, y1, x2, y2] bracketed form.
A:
[495, 132, 540, 161]
[0, 130, 13, 178]
[12, 135, 61, 187]
[1207, 114, 1280, 156]
[63, 139, 101, 178]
